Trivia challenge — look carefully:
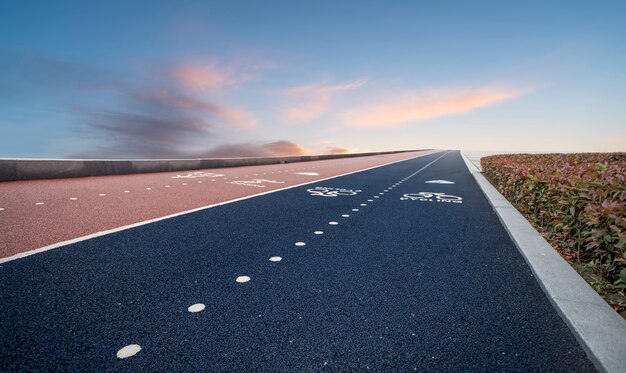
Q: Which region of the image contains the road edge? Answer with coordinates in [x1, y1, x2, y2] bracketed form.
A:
[0, 150, 441, 264]
[460, 151, 626, 373]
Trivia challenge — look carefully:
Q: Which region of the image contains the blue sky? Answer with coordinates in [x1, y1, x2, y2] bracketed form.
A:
[1, 0, 624, 158]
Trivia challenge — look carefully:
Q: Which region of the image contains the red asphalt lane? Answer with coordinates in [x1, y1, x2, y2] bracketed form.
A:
[0, 150, 435, 259]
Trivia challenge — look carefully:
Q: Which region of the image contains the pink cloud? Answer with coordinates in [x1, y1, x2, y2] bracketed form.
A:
[339, 85, 532, 128]
[172, 62, 241, 90]
[280, 79, 367, 123]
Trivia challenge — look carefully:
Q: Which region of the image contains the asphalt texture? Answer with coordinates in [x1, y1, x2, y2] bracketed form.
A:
[0, 150, 595, 372]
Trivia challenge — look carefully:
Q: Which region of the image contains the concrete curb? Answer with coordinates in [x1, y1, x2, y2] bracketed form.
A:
[0, 150, 423, 181]
[461, 152, 626, 373]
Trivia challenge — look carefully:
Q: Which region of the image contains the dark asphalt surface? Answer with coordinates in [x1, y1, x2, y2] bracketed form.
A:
[0, 150, 594, 372]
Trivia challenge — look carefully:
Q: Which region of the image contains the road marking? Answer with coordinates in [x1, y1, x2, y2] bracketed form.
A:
[374, 196, 380, 198]
[70, 197, 78, 200]
[425, 180, 455, 184]
[329, 221, 338, 225]
[172, 171, 224, 179]
[99, 194, 106, 196]
[0, 151, 443, 264]
[146, 187, 152, 190]
[124, 190, 130, 193]
[296, 172, 319, 176]
[269, 256, 282, 262]
[314, 231, 324, 234]
[188, 303, 205, 313]
[367, 199, 373, 202]
[236, 276, 250, 283]
[307, 187, 361, 197]
[117, 344, 141, 359]
[360, 203, 367, 206]
[0, 208, 4, 211]
[36, 202, 44, 205]
[229, 179, 285, 188]
[352, 209, 359, 211]
[295, 242, 306, 247]
[401, 192, 463, 204]
[342, 214, 350, 217]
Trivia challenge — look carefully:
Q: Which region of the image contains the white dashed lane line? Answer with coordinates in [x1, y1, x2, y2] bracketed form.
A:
[117, 344, 141, 359]
[124, 190, 131, 193]
[342, 214, 350, 218]
[295, 242, 306, 247]
[70, 197, 78, 201]
[314, 231, 324, 235]
[352, 209, 359, 212]
[188, 303, 205, 313]
[236, 276, 251, 283]
[329, 221, 338, 225]
[99, 194, 106, 197]
[35, 202, 44, 205]
[269, 256, 282, 262]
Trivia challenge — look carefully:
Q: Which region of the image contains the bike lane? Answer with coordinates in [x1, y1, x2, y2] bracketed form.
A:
[0, 151, 594, 371]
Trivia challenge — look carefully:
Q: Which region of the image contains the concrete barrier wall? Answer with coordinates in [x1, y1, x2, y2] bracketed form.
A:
[0, 150, 423, 181]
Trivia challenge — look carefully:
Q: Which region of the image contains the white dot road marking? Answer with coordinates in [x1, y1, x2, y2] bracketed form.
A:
[269, 256, 282, 262]
[146, 187, 152, 190]
[352, 209, 359, 211]
[165, 185, 171, 187]
[342, 214, 350, 217]
[124, 190, 131, 193]
[236, 276, 251, 283]
[117, 344, 141, 359]
[188, 303, 205, 313]
[295, 242, 306, 247]
[70, 197, 78, 200]
[314, 231, 324, 234]
[329, 221, 338, 225]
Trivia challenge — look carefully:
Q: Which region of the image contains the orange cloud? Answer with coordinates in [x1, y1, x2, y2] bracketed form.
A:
[172, 62, 244, 90]
[339, 85, 531, 128]
[280, 79, 367, 123]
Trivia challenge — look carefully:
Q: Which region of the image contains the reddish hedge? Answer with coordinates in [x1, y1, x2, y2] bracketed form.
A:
[481, 153, 626, 287]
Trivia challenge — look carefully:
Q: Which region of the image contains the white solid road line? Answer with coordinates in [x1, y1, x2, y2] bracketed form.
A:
[0, 151, 441, 264]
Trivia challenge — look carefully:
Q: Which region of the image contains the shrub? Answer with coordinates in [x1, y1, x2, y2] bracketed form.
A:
[482, 153, 626, 285]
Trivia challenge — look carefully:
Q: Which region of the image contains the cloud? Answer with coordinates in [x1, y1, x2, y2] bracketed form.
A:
[280, 79, 367, 123]
[172, 62, 240, 90]
[327, 147, 350, 155]
[198, 140, 305, 158]
[339, 85, 531, 128]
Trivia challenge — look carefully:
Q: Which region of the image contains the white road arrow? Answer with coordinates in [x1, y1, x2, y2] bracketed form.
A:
[425, 180, 455, 184]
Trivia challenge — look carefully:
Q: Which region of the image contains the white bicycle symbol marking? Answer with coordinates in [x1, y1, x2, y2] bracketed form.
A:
[307, 186, 362, 197]
[401, 192, 463, 204]
[228, 179, 285, 188]
[172, 171, 225, 179]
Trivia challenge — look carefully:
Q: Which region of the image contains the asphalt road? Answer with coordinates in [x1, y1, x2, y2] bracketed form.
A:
[0, 150, 594, 372]
[0, 150, 432, 258]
